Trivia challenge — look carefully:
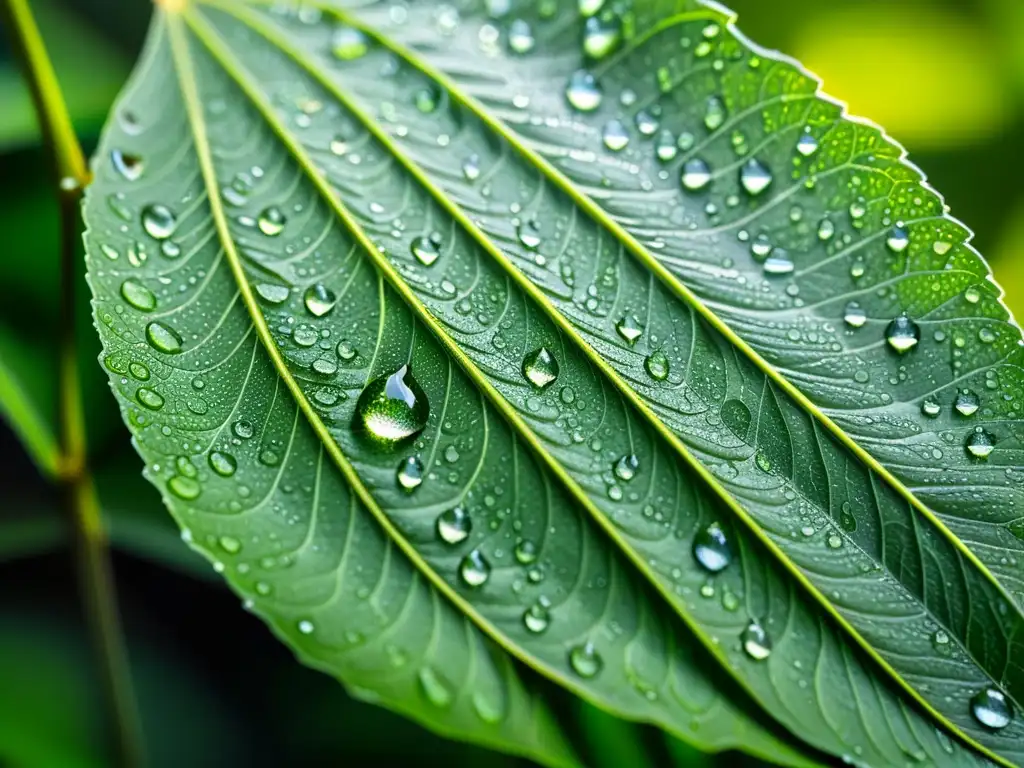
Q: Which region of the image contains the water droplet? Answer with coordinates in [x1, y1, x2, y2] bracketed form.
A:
[397, 456, 425, 491]
[849, 199, 867, 221]
[704, 96, 726, 131]
[336, 341, 357, 361]
[693, 522, 731, 573]
[971, 688, 1013, 730]
[645, 350, 669, 381]
[966, 429, 996, 460]
[459, 549, 491, 588]
[565, 70, 602, 112]
[436, 506, 471, 544]
[411, 234, 441, 266]
[462, 154, 481, 181]
[887, 225, 910, 254]
[120, 279, 157, 312]
[508, 18, 534, 53]
[145, 322, 183, 354]
[129, 362, 149, 381]
[569, 642, 602, 678]
[523, 601, 550, 633]
[258, 206, 286, 237]
[796, 132, 818, 157]
[332, 25, 368, 59]
[514, 538, 538, 564]
[297, 619, 315, 635]
[955, 390, 980, 417]
[681, 158, 712, 191]
[762, 252, 794, 277]
[578, 0, 604, 15]
[303, 283, 337, 317]
[168, 475, 200, 501]
[655, 129, 677, 161]
[522, 347, 559, 389]
[418, 667, 453, 707]
[921, 399, 941, 418]
[634, 110, 659, 136]
[355, 365, 430, 443]
[218, 535, 241, 554]
[414, 85, 443, 113]
[136, 387, 164, 410]
[516, 218, 541, 250]
[817, 218, 835, 241]
[843, 302, 867, 329]
[827, 533, 843, 549]
[885, 315, 920, 354]
[111, 149, 143, 181]
[208, 451, 237, 477]
[256, 283, 289, 304]
[233, 420, 254, 439]
[613, 454, 639, 482]
[965, 286, 982, 304]
[141, 204, 176, 240]
[615, 314, 643, 344]
[741, 620, 772, 661]
[602, 119, 629, 151]
[739, 159, 772, 196]
[583, 14, 620, 59]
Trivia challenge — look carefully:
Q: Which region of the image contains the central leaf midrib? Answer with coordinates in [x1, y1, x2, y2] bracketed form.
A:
[167, 10, 811, 763]
[189, 2, 1014, 763]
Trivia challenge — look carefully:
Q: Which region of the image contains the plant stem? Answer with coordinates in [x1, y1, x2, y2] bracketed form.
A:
[0, 1, 144, 765]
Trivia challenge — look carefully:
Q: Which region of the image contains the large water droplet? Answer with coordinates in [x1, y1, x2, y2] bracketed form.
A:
[795, 132, 819, 157]
[523, 600, 550, 633]
[645, 350, 669, 380]
[971, 688, 1013, 731]
[459, 549, 491, 588]
[120, 279, 157, 312]
[582, 14, 620, 59]
[843, 302, 867, 329]
[681, 159, 712, 191]
[258, 206, 286, 237]
[522, 347, 559, 389]
[516, 218, 541, 250]
[168, 475, 200, 500]
[208, 451, 237, 477]
[613, 454, 639, 481]
[565, 70, 602, 112]
[602, 119, 629, 151]
[111, 149, 143, 181]
[418, 667, 453, 708]
[256, 283, 290, 304]
[741, 620, 772, 661]
[965, 429, 996, 460]
[141, 204, 176, 240]
[355, 364, 430, 443]
[411, 234, 442, 266]
[954, 390, 980, 417]
[136, 387, 164, 410]
[886, 224, 910, 254]
[569, 642, 602, 678]
[762, 251, 794, 276]
[233, 419, 254, 439]
[635, 110, 659, 136]
[437, 506, 471, 544]
[693, 522, 732, 573]
[397, 456, 425, 491]
[332, 24, 368, 59]
[616, 314, 643, 344]
[508, 18, 534, 53]
[145, 322, 183, 354]
[885, 315, 920, 354]
[739, 159, 772, 196]
[304, 283, 337, 317]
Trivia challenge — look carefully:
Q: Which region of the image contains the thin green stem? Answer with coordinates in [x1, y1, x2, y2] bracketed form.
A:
[0, 1, 143, 765]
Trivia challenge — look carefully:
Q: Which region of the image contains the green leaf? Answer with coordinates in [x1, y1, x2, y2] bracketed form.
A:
[82, 0, 1023, 765]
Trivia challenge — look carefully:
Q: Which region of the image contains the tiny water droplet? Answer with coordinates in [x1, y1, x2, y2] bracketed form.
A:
[885, 315, 920, 354]
[141, 204, 176, 240]
[655, 129, 677, 161]
[303, 283, 337, 317]
[258, 206, 286, 237]
[397, 455, 425, 491]
[635, 110, 659, 136]
[415, 85, 443, 113]
[582, 14, 620, 59]
[111, 149, 143, 181]
[616, 314, 643, 344]
[681, 158, 712, 191]
[462, 154, 481, 181]
[741, 620, 772, 661]
[739, 159, 772, 196]
[208, 451, 237, 477]
[971, 688, 1013, 731]
[218, 535, 241, 554]
[887, 224, 910, 254]
[569, 642, 602, 678]
[508, 18, 535, 53]
[145, 322, 183, 354]
[613, 454, 638, 481]
[297, 619, 315, 635]
[796, 132, 819, 157]
[843, 302, 867, 329]
[256, 283, 290, 304]
[120, 279, 157, 311]
[954, 390, 980, 417]
[332, 25, 368, 60]
[817, 218, 835, 241]
[514, 539, 538, 564]
[704, 96, 726, 131]
[459, 549, 491, 587]
[522, 347, 559, 389]
[355, 365, 430, 443]
[965, 429, 996, 460]
[602, 119, 629, 151]
[921, 399, 941, 418]
[436, 506, 472, 544]
[565, 70, 602, 112]
[645, 350, 669, 381]
[693, 522, 731, 573]
[523, 601, 550, 633]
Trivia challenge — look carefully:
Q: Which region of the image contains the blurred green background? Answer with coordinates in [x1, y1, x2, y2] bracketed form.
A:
[1, 0, 1022, 765]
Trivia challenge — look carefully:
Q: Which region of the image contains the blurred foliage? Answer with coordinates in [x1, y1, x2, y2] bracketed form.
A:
[1, 0, 1023, 765]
